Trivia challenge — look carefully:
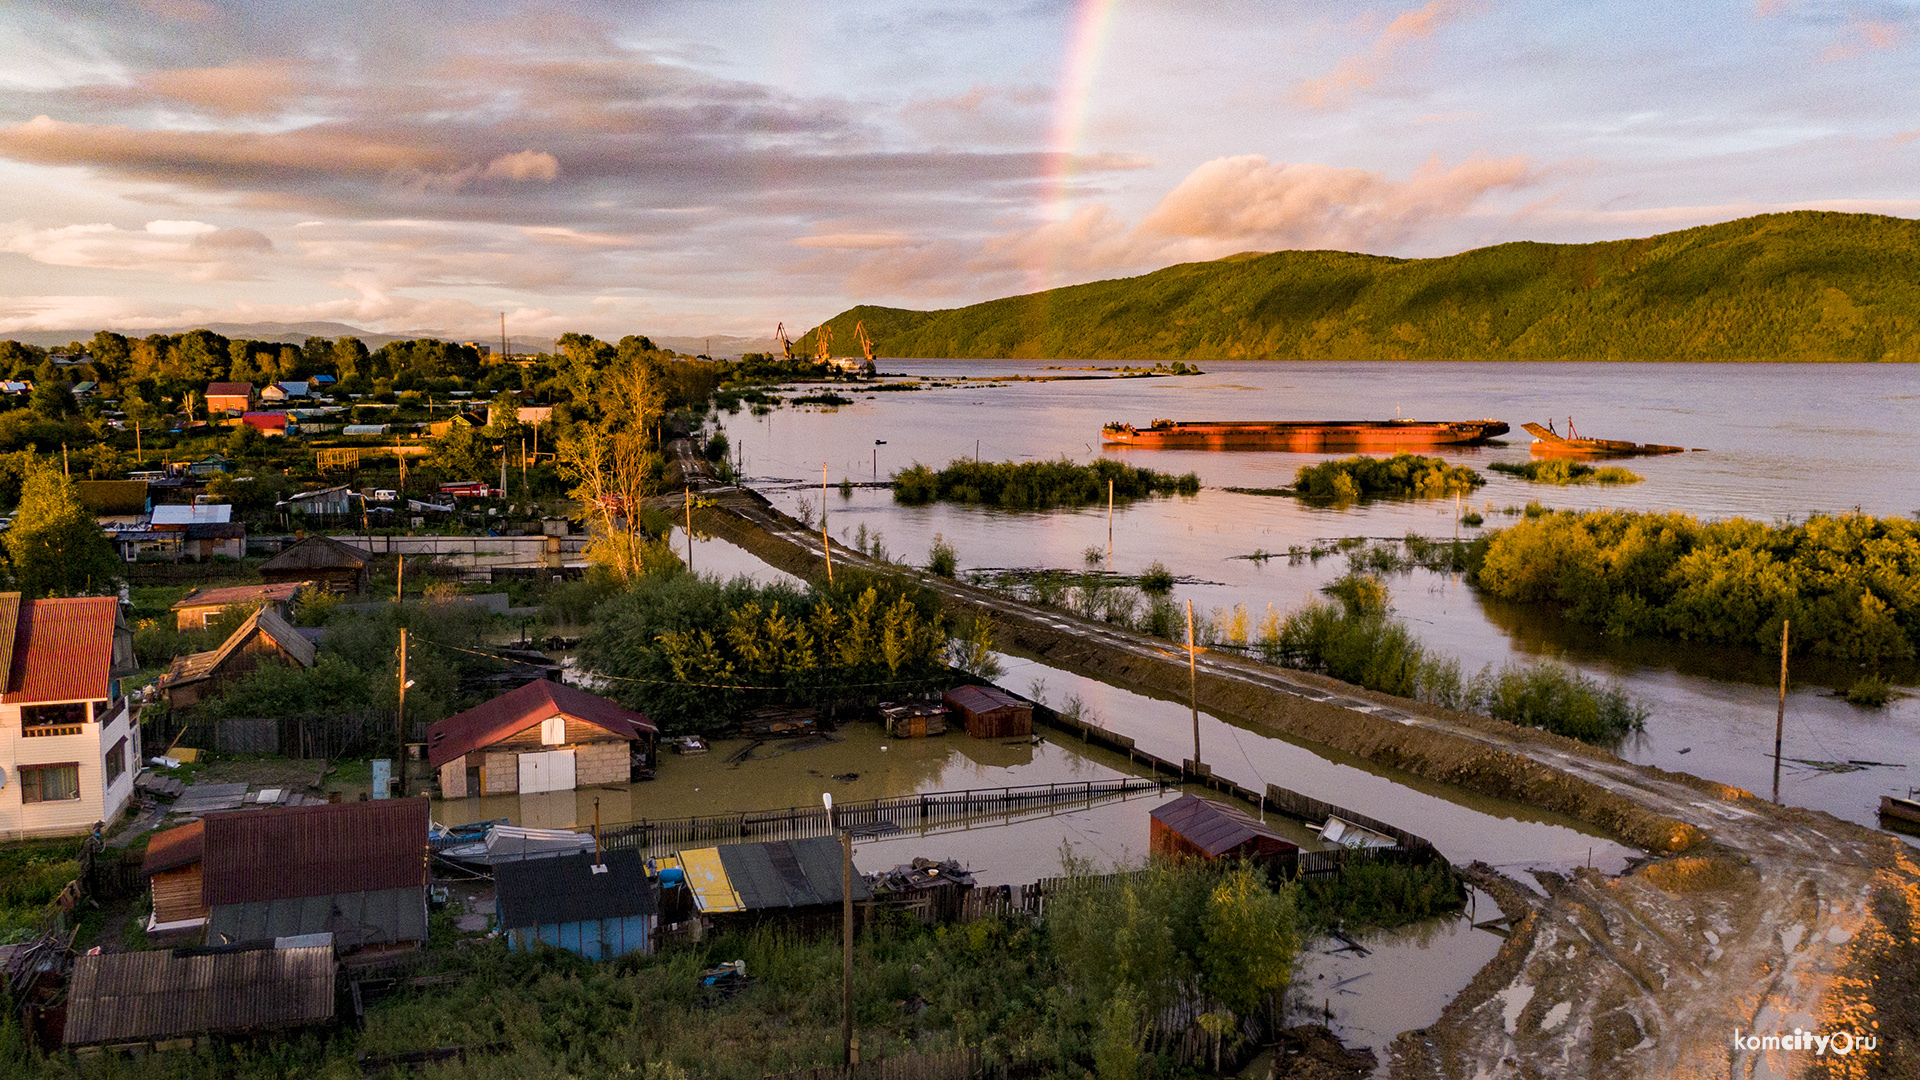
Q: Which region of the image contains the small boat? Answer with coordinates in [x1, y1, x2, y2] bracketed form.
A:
[1878, 795, 1920, 829]
[672, 735, 710, 754]
[1522, 422, 1692, 458]
[1101, 418, 1508, 451]
[429, 818, 506, 851]
[1319, 815, 1397, 849]
[436, 823, 594, 869]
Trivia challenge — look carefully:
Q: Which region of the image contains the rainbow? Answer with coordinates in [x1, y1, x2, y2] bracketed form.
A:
[1034, 0, 1120, 292]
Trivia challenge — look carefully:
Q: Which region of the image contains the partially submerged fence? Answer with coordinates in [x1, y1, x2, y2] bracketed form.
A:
[598, 777, 1165, 859]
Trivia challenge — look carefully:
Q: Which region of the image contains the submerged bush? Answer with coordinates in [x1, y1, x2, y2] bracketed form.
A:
[1477, 508, 1920, 662]
[1471, 662, 1648, 743]
[1291, 453, 1483, 502]
[893, 456, 1198, 510]
[1296, 860, 1467, 935]
[1846, 673, 1894, 707]
[1488, 460, 1643, 485]
[927, 534, 958, 577]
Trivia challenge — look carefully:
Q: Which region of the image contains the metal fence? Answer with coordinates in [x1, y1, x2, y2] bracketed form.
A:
[599, 778, 1164, 859]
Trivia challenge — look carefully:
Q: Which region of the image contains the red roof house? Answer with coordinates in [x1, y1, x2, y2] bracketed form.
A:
[239, 412, 289, 436]
[429, 679, 656, 798]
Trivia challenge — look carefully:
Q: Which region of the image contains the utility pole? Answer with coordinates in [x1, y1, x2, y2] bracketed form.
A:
[500, 312, 508, 363]
[1186, 599, 1202, 776]
[499, 443, 507, 498]
[396, 553, 404, 603]
[842, 826, 856, 1065]
[821, 463, 833, 586]
[396, 628, 409, 798]
[1107, 479, 1114, 563]
[1774, 620, 1789, 803]
[685, 486, 695, 572]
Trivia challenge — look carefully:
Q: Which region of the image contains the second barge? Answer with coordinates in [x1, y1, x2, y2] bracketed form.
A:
[1100, 418, 1509, 451]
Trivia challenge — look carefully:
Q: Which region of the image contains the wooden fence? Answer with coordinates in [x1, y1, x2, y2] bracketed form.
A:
[599, 778, 1164, 859]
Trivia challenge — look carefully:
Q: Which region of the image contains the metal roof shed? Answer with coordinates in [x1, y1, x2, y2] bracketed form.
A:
[680, 837, 872, 918]
[942, 684, 1032, 739]
[63, 945, 336, 1047]
[1149, 794, 1299, 875]
[496, 850, 657, 960]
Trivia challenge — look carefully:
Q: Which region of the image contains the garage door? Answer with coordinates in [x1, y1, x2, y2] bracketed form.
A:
[517, 749, 577, 794]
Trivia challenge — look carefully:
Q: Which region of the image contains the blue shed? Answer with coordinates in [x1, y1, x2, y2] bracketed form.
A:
[495, 850, 657, 960]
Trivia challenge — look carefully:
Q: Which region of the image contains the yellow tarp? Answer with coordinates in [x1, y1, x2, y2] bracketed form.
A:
[679, 847, 743, 913]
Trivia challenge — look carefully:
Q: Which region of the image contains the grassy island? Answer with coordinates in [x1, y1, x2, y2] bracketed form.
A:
[1288, 453, 1484, 502]
[893, 457, 1199, 509]
[1488, 460, 1643, 485]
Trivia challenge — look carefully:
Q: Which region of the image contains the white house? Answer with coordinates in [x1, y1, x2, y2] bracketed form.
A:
[0, 595, 141, 840]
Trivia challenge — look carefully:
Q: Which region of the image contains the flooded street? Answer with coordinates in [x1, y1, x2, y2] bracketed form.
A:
[716, 360, 1920, 832]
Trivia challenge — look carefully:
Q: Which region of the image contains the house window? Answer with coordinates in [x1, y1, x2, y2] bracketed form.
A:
[105, 738, 127, 785]
[540, 715, 566, 745]
[21, 763, 81, 803]
[21, 702, 90, 736]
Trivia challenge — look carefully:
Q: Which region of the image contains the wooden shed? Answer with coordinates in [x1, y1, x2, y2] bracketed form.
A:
[261, 534, 370, 594]
[942, 685, 1032, 739]
[141, 820, 208, 934]
[1149, 794, 1299, 877]
[429, 679, 657, 797]
[172, 581, 309, 630]
[158, 607, 317, 709]
[496, 850, 657, 960]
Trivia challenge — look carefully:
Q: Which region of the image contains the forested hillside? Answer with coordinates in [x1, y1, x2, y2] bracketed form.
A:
[798, 212, 1920, 361]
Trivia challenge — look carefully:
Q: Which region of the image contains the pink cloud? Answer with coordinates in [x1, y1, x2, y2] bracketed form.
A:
[1293, 0, 1473, 110]
[1822, 19, 1905, 62]
[0, 218, 274, 281]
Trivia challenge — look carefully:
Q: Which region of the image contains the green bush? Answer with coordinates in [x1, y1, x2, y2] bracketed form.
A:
[1471, 661, 1648, 743]
[1296, 860, 1466, 935]
[893, 457, 1198, 510]
[1291, 453, 1483, 502]
[1488, 460, 1643, 485]
[927, 534, 958, 577]
[1847, 673, 1895, 707]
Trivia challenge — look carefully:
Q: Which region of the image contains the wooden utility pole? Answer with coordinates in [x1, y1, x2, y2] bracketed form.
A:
[1187, 600, 1201, 771]
[1107, 479, 1114, 563]
[396, 553, 404, 603]
[685, 487, 695, 572]
[1774, 620, 1789, 803]
[821, 463, 833, 586]
[396, 628, 409, 798]
[843, 826, 856, 1065]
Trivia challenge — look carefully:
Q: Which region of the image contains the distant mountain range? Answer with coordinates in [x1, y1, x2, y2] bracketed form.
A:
[11, 321, 779, 359]
[797, 211, 1920, 362]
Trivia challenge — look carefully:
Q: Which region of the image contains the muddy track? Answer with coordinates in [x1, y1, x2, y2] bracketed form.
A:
[664, 453, 1918, 1078]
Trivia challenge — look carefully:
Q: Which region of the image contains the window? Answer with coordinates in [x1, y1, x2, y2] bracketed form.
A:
[105, 738, 127, 785]
[540, 715, 566, 745]
[21, 763, 80, 803]
[22, 702, 88, 728]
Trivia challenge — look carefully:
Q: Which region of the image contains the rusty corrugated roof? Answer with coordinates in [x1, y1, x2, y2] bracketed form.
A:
[427, 678, 655, 769]
[0, 592, 19, 691]
[201, 797, 429, 907]
[943, 684, 1027, 716]
[260, 534, 369, 571]
[63, 945, 335, 1045]
[4, 596, 121, 704]
[160, 607, 318, 690]
[142, 820, 206, 875]
[173, 582, 310, 611]
[1150, 794, 1296, 858]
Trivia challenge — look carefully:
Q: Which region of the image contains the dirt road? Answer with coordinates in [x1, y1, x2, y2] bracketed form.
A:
[665, 457, 1919, 1079]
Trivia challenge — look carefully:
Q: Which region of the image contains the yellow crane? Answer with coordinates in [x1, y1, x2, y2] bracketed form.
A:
[815, 324, 833, 365]
[855, 321, 877, 377]
[775, 322, 793, 360]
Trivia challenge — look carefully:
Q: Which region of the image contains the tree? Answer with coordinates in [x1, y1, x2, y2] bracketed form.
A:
[428, 423, 493, 481]
[171, 329, 229, 386]
[28, 379, 76, 420]
[89, 331, 131, 383]
[3, 463, 121, 597]
[332, 336, 370, 386]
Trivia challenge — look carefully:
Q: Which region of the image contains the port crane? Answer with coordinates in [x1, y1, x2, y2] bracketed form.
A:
[855, 321, 877, 377]
[815, 324, 834, 365]
[775, 322, 794, 360]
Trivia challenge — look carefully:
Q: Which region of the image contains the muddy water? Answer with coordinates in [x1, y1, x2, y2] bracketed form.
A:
[721, 360, 1920, 831]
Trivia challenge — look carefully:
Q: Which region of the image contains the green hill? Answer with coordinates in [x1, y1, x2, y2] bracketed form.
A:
[797, 212, 1920, 361]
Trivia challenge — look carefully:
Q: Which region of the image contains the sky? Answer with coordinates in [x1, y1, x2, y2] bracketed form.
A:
[1, 0, 1918, 342]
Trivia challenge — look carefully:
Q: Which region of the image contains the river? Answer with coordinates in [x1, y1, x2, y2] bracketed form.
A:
[718, 359, 1920, 832]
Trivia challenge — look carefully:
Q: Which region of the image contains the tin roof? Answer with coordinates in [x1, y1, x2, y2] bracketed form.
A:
[161, 607, 318, 690]
[943, 684, 1028, 716]
[152, 504, 232, 526]
[64, 946, 336, 1046]
[260, 534, 370, 572]
[682, 837, 871, 914]
[241, 412, 288, 430]
[206, 382, 253, 398]
[208, 887, 426, 947]
[495, 850, 655, 929]
[3, 596, 124, 704]
[174, 581, 309, 611]
[428, 678, 656, 768]
[201, 797, 429, 907]
[74, 479, 150, 515]
[1149, 794, 1297, 858]
[142, 820, 206, 875]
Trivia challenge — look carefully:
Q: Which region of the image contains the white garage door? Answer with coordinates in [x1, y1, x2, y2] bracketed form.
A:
[517, 749, 577, 794]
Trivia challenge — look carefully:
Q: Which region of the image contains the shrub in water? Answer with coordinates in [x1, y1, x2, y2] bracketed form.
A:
[1292, 453, 1484, 502]
[1138, 561, 1175, 595]
[927, 534, 957, 578]
[1846, 673, 1894, 707]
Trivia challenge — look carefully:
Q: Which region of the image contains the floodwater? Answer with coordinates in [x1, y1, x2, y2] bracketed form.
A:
[719, 360, 1920, 832]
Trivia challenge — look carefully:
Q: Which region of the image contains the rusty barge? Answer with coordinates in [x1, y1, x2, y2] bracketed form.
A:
[1100, 418, 1508, 451]
[1521, 422, 1692, 458]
